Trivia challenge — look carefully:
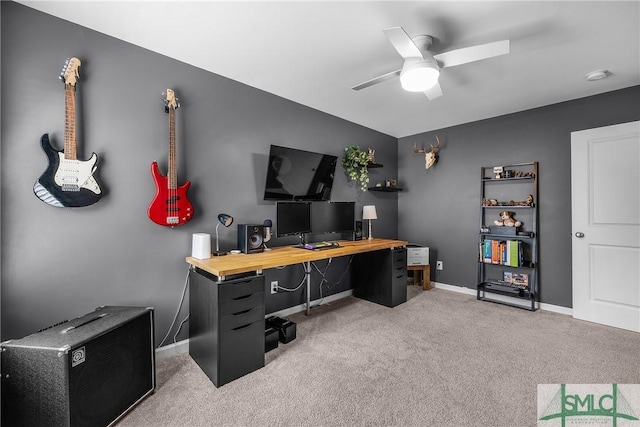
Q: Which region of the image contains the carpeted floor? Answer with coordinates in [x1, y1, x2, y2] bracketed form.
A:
[116, 287, 640, 427]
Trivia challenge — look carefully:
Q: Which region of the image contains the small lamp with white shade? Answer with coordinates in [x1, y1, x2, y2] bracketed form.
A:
[362, 205, 377, 240]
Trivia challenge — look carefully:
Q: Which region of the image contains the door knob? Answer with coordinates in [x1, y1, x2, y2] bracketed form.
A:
[575, 232, 585, 238]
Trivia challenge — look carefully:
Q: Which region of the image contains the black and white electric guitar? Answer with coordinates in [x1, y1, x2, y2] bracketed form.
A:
[33, 57, 102, 208]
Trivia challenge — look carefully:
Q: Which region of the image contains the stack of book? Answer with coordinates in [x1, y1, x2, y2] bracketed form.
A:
[480, 239, 524, 267]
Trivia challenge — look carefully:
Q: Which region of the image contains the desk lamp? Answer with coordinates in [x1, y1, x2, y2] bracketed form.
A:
[214, 213, 233, 256]
[362, 205, 377, 240]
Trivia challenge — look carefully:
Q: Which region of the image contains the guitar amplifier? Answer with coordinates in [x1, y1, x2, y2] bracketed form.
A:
[1, 306, 155, 427]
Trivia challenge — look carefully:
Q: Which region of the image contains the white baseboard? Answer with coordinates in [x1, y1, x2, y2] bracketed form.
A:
[154, 289, 355, 360]
[266, 289, 354, 319]
[156, 338, 189, 360]
[433, 281, 573, 316]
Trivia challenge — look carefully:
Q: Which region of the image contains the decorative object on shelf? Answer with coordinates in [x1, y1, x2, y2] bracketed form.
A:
[33, 57, 102, 208]
[482, 194, 534, 207]
[341, 145, 370, 191]
[148, 89, 193, 227]
[362, 205, 377, 240]
[412, 135, 440, 169]
[494, 211, 522, 227]
[214, 214, 234, 256]
[488, 169, 535, 180]
[367, 148, 376, 164]
[518, 195, 534, 206]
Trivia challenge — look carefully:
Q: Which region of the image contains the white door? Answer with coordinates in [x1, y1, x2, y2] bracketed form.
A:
[571, 121, 640, 332]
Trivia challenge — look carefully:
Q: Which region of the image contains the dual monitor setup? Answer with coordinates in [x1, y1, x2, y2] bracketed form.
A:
[276, 201, 356, 244]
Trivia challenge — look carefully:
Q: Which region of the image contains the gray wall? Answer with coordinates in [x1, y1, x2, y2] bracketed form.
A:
[0, 2, 399, 342]
[398, 86, 640, 307]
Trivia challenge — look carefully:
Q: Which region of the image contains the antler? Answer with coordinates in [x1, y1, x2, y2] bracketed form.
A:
[413, 142, 427, 154]
[430, 135, 441, 152]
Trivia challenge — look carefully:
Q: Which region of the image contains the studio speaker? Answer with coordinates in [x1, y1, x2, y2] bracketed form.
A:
[237, 224, 264, 254]
[1, 306, 155, 427]
[354, 220, 363, 241]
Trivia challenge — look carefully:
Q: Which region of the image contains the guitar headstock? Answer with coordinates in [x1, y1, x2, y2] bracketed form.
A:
[59, 57, 81, 87]
[163, 89, 180, 113]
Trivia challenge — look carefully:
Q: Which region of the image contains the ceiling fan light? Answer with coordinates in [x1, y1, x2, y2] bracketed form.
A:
[400, 60, 440, 92]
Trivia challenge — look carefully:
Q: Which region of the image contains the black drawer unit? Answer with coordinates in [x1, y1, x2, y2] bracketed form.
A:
[189, 269, 265, 387]
[352, 247, 407, 307]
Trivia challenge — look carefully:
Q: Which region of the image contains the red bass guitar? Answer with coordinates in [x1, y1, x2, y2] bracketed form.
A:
[148, 89, 193, 226]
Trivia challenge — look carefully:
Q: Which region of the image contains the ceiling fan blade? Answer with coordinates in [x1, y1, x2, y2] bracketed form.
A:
[352, 69, 401, 91]
[434, 40, 510, 68]
[382, 27, 424, 59]
[423, 81, 443, 100]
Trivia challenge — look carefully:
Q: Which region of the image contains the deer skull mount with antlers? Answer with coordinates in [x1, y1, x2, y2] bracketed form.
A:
[413, 136, 441, 169]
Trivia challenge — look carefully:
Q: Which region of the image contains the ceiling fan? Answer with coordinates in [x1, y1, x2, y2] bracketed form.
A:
[352, 27, 510, 100]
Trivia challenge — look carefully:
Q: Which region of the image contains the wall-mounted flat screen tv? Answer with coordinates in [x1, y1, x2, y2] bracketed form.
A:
[264, 145, 337, 201]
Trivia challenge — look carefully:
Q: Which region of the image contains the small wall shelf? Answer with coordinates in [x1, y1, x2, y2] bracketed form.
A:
[366, 161, 402, 192]
[368, 186, 402, 192]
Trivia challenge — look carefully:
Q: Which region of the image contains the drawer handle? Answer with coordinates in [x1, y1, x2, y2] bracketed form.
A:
[396, 266, 404, 270]
[233, 308, 254, 316]
[232, 323, 252, 331]
[233, 294, 253, 301]
[396, 274, 404, 279]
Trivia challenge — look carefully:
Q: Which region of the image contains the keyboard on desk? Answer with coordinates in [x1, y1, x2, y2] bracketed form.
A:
[303, 241, 341, 251]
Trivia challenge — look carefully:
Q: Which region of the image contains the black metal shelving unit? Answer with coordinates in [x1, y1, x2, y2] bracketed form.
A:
[477, 162, 538, 311]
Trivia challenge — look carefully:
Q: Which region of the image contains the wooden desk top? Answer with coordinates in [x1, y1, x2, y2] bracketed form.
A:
[186, 238, 408, 278]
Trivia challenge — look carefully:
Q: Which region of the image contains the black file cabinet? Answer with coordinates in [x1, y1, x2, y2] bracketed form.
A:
[189, 269, 265, 387]
[352, 247, 407, 307]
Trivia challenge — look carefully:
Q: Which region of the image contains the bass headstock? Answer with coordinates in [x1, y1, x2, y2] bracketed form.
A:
[163, 89, 180, 113]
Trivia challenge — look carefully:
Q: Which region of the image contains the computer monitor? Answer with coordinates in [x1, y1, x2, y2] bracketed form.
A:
[276, 201, 312, 237]
[311, 201, 355, 234]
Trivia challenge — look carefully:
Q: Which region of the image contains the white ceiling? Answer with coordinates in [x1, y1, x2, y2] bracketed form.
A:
[18, 1, 640, 138]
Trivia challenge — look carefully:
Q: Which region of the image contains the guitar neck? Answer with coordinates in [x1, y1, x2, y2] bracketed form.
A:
[168, 108, 177, 190]
[64, 84, 77, 160]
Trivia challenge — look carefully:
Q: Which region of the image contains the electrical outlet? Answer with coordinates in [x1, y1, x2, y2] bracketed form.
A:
[436, 261, 444, 271]
[271, 281, 278, 294]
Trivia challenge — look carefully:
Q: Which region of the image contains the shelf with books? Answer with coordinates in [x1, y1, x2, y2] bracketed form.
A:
[477, 161, 538, 311]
